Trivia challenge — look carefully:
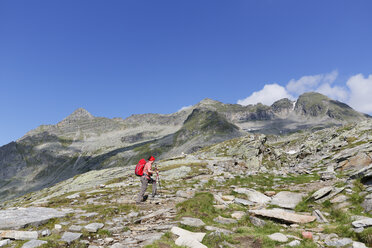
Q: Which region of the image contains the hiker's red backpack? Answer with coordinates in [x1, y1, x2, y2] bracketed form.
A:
[135, 159, 147, 176]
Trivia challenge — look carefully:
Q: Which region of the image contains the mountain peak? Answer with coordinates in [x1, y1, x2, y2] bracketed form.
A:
[61, 108, 94, 123]
[198, 98, 221, 106]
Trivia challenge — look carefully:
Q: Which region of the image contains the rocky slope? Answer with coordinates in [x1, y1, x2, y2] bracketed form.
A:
[0, 119, 371, 248]
[0, 92, 369, 202]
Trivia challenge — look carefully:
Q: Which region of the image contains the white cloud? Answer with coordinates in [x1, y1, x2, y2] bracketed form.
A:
[178, 105, 193, 112]
[236, 71, 372, 115]
[237, 84, 294, 106]
[346, 74, 372, 114]
[316, 83, 348, 102]
[286, 70, 338, 95]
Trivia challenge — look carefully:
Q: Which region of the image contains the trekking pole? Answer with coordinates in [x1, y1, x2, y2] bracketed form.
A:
[155, 164, 162, 194]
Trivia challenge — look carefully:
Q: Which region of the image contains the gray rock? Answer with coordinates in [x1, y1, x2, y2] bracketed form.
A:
[110, 243, 126, 248]
[205, 226, 233, 235]
[176, 190, 195, 199]
[312, 186, 333, 200]
[0, 207, 67, 229]
[231, 211, 245, 220]
[213, 216, 237, 224]
[352, 241, 368, 248]
[138, 232, 163, 246]
[66, 193, 80, 199]
[171, 227, 206, 242]
[84, 223, 104, 232]
[361, 193, 372, 213]
[60, 232, 82, 244]
[41, 229, 51, 237]
[0, 230, 38, 240]
[162, 166, 192, 180]
[134, 208, 171, 224]
[313, 210, 329, 223]
[352, 217, 372, 228]
[249, 216, 266, 227]
[234, 198, 254, 206]
[0, 239, 11, 247]
[287, 240, 301, 247]
[267, 233, 288, 242]
[21, 240, 47, 248]
[330, 195, 348, 203]
[69, 225, 83, 232]
[270, 191, 303, 209]
[325, 238, 353, 247]
[354, 227, 365, 233]
[233, 188, 271, 204]
[181, 217, 205, 227]
[249, 209, 316, 224]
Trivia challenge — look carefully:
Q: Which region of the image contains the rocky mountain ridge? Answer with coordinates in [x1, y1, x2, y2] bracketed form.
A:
[0, 118, 371, 247]
[0, 92, 370, 202]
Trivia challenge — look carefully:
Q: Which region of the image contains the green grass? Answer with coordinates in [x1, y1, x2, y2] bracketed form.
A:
[357, 227, 372, 246]
[176, 192, 217, 224]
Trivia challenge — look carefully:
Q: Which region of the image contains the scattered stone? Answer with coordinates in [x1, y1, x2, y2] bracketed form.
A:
[354, 227, 365, 233]
[21, 240, 47, 248]
[324, 238, 353, 247]
[110, 243, 126, 248]
[205, 226, 233, 235]
[69, 225, 83, 232]
[213, 216, 237, 224]
[80, 212, 99, 218]
[176, 190, 195, 199]
[361, 193, 372, 213]
[181, 217, 206, 227]
[221, 195, 235, 201]
[231, 211, 245, 220]
[317, 187, 345, 203]
[60, 232, 82, 244]
[249, 209, 316, 224]
[234, 198, 254, 206]
[312, 186, 333, 200]
[0, 230, 38, 240]
[213, 205, 227, 210]
[171, 227, 206, 242]
[330, 195, 348, 203]
[264, 191, 276, 197]
[287, 240, 301, 247]
[270, 191, 303, 209]
[134, 208, 171, 224]
[54, 224, 62, 230]
[234, 188, 271, 204]
[41, 229, 51, 237]
[84, 223, 104, 232]
[66, 193, 80, 199]
[352, 241, 368, 248]
[249, 216, 266, 227]
[267, 233, 288, 242]
[175, 237, 207, 248]
[127, 211, 139, 218]
[302, 231, 313, 239]
[313, 210, 329, 223]
[0, 207, 67, 229]
[0, 239, 10, 247]
[352, 217, 372, 228]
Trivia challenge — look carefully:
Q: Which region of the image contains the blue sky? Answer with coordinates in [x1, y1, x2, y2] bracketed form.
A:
[1, 0, 372, 146]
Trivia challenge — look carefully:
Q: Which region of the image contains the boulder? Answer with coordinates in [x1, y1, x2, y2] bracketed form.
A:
[0, 230, 38, 240]
[352, 217, 372, 228]
[361, 193, 372, 213]
[60, 232, 82, 244]
[21, 240, 47, 248]
[213, 216, 237, 224]
[330, 195, 348, 204]
[267, 233, 288, 242]
[0, 239, 11, 247]
[69, 225, 83, 232]
[0, 207, 67, 229]
[231, 211, 245, 220]
[233, 188, 271, 204]
[175, 236, 207, 248]
[352, 241, 368, 248]
[324, 238, 353, 247]
[181, 217, 206, 227]
[313, 210, 328, 223]
[176, 190, 195, 199]
[205, 226, 233, 235]
[270, 191, 304, 209]
[171, 227, 206, 242]
[312, 186, 333, 200]
[234, 198, 254, 206]
[249, 216, 266, 227]
[84, 223, 104, 232]
[287, 240, 301, 247]
[249, 209, 316, 224]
